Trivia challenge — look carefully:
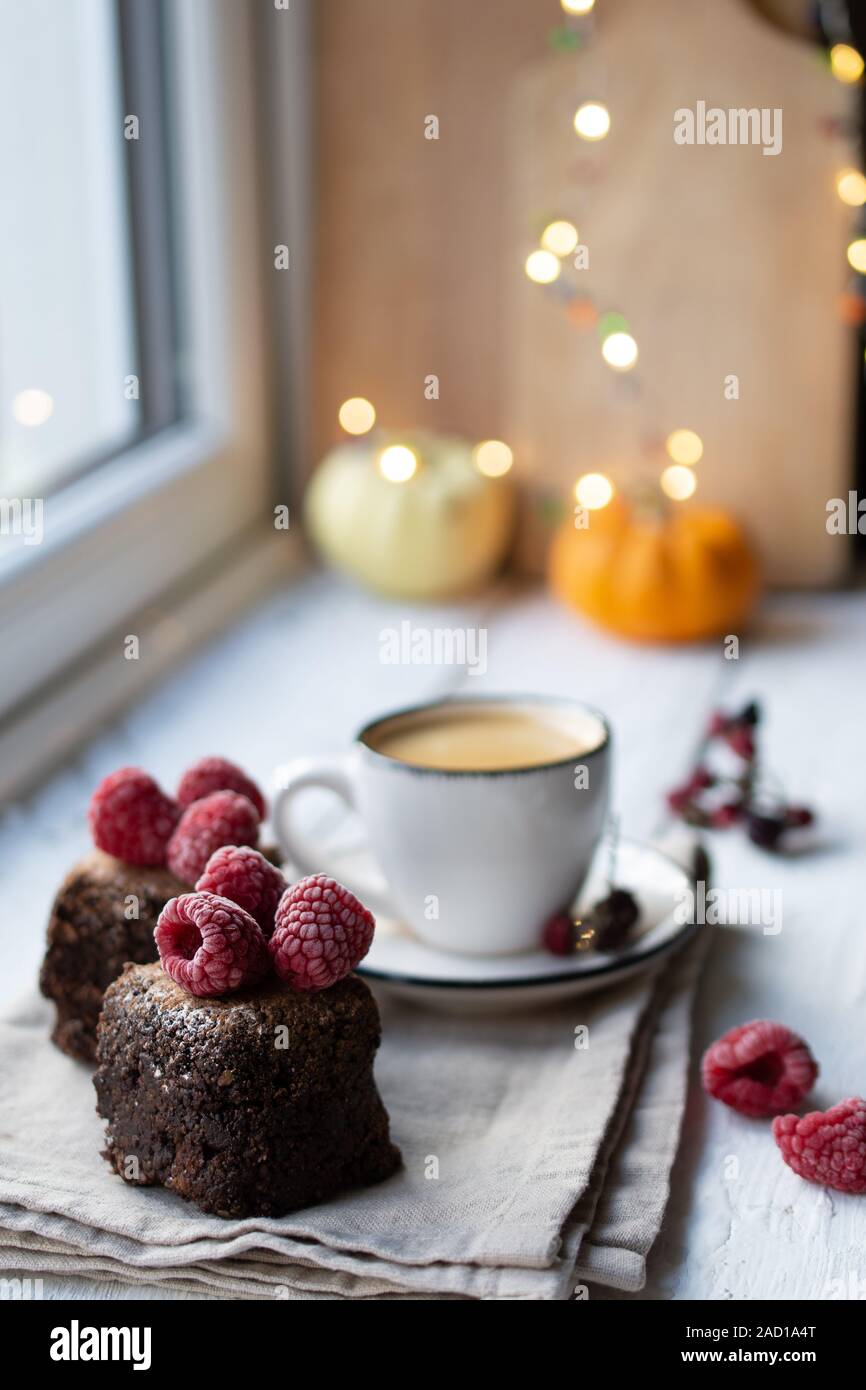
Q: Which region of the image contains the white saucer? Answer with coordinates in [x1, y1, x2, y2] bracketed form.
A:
[311, 835, 698, 1014]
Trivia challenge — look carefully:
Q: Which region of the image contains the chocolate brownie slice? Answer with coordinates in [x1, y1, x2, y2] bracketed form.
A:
[94, 962, 401, 1218]
[40, 851, 186, 1064]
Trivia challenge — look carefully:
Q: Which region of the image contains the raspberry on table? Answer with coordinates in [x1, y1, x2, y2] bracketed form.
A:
[155, 891, 269, 997]
[177, 756, 266, 820]
[195, 845, 287, 937]
[269, 874, 375, 992]
[88, 767, 180, 866]
[773, 1098, 866, 1195]
[701, 1019, 818, 1117]
[167, 791, 260, 885]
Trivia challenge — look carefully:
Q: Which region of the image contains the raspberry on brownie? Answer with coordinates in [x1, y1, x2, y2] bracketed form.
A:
[270, 874, 375, 991]
[94, 962, 401, 1218]
[167, 792, 260, 885]
[195, 846, 287, 936]
[177, 756, 267, 820]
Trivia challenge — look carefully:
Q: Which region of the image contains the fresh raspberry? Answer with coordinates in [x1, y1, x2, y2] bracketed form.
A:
[177, 756, 266, 820]
[701, 1020, 818, 1117]
[542, 913, 574, 956]
[773, 1098, 866, 1195]
[195, 845, 286, 936]
[88, 767, 180, 866]
[167, 791, 260, 885]
[269, 874, 375, 992]
[155, 892, 269, 997]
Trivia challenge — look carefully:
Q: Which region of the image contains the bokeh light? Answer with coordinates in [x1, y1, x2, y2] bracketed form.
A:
[830, 43, 864, 84]
[525, 249, 561, 284]
[847, 238, 866, 273]
[600, 331, 638, 370]
[665, 428, 704, 466]
[338, 397, 376, 435]
[473, 440, 514, 478]
[561, 0, 595, 14]
[378, 444, 418, 483]
[836, 169, 866, 207]
[540, 220, 579, 257]
[573, 102, 611, 141]
[574, 472, 614, 509]
[12, 388, 54, 427]
[660, 464, 698, 501]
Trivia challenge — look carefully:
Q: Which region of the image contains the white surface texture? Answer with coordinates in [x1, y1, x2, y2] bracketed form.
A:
[1, 573, 864, 1300]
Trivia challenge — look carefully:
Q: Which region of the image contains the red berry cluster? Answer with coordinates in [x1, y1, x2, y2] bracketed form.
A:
[702, 1020, 866, 1195]
[88, 759, 376, 998]
[156, 862, 374, 999]
[542, 887, 640, 956]
[88, 756, 267, 877]
[666, 702, 814, 851]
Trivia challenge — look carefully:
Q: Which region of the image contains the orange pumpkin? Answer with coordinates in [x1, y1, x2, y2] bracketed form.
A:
[548, 497, 760, 643]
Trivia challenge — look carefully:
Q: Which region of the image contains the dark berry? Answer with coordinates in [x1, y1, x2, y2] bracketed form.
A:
[785, 805, 814, 829]
[711, 802, 743, 828]
[585, 888, 639, 951]
[747, 813, 786, 850]
[542, 914, 575, 956]
[738, 701, 761, 727]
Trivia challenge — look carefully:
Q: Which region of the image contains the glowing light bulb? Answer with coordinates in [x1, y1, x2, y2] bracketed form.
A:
[338, 396, 376, 435]
[540, 220, 579, 257]
[12, 388, 54, 427]
[847, 238, 866, 273]
[573, 102, 610, 141]
[574, 472, 614, 509]
[561, 0, 595, 13]
[665, 428, 704, 466]
[661, 464, 697, 501]
[473, 440, 514, 478]
[378, 444, 418, 483]
[525, 249, 561, 284]
[836, 169, 866, 207]
[601, 332, 638, 371]
[830, 43, 864, 84]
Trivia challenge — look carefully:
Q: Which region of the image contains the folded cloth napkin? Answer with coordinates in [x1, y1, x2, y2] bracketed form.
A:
[0, 832, 708, 1301]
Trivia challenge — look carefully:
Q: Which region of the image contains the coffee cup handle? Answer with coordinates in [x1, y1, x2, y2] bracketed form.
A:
[271, 755, 395, 916]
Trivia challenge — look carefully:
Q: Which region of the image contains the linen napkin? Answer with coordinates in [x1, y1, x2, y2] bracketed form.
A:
[0, 834, 708, 1300]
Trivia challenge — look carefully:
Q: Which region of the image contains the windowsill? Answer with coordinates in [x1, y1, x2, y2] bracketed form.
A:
[0, 522, 305, 800]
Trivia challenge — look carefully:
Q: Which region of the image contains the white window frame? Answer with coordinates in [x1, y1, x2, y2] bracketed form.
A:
[0, 0, 311, 792]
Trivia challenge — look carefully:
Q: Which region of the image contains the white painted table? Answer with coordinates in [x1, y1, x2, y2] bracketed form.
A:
[2, 573, 864, 1300]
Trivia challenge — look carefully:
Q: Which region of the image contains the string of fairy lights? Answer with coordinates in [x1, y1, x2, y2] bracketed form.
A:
[335, 395, 514, 482]
[524, 0, 866, 515]
[334, 0, 866, 515]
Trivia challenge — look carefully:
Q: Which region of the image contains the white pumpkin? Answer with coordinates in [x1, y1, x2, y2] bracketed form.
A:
[304, 433, 515, 600]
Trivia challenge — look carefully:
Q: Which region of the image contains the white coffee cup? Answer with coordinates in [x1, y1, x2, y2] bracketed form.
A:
[272, 695, 611, 957]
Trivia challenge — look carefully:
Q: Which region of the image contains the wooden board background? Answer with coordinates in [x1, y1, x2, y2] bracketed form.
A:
[312, 0, 858, 586]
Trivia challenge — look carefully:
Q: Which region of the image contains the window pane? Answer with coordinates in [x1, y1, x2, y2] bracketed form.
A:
[0, 0, 139, 496]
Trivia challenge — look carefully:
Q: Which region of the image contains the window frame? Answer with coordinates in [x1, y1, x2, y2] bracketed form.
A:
[0, 0, 290, 727]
